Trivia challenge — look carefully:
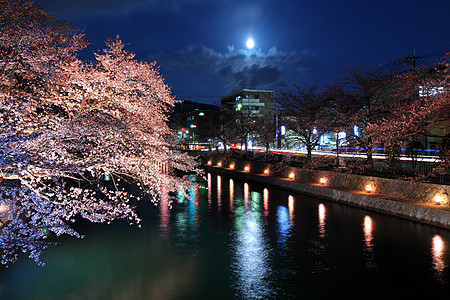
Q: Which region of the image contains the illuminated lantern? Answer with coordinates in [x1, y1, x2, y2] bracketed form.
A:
[319, 177, 327, 185]
[434, 194, 444, 205]
[264, 169, 269, 175]
[365, 183, 374, 193]
[229, 164, 235, 169]
[289, 172, 295, 179]
[244, 166, 250, 172]
[207, 160, 212, 165]
[217, 162, 222, 167]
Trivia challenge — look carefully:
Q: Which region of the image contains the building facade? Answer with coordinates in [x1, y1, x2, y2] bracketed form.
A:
[220, 89, 274, 115]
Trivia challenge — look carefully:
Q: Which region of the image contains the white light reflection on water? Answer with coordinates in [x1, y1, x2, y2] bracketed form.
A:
[229, 179, 235, 212]
[318, 203, 326, 238]
[363, 215, 376, 268]
[232, 198, 273, 299]
[432, 235, 447, 282]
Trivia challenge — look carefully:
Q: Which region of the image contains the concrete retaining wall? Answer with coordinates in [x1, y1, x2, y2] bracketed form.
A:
[203, 156, 449, 205]
[204, 165, 450, 229]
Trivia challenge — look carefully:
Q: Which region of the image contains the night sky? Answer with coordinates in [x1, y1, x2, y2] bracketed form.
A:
[34, 0, 450, 104]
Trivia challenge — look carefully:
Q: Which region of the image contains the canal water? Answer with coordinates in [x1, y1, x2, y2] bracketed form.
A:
[1, 172, 449, 299]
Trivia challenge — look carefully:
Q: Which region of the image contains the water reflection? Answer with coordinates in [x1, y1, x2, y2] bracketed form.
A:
[244, 183, 249, 209]
[159, 187, 170, 236]
[288, 195, 294, 224]
[217, 175, 222, 210]
[229, 179, 235, 212]
[318, 203, 326, 238]
[232, 185, 273, 299]
[2, 174, 450, 299]
[277, 206, 291, 248]
[277, 195, 295, 252]
[207, 173, 212, 207]
[263, 188, 269, 217]
[432, 235, 447, 281]
[174, 182, 200, 254]
[363, 215, 376, 268]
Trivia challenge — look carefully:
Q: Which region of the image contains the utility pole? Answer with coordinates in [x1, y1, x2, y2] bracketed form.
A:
[404, 46, 419, 73]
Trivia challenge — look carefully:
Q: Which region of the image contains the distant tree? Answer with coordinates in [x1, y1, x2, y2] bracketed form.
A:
[253, 110, 277, 152]
[233, 107, 256, 152]
[213, 108, 236, 152]
[323, 81, 356, 167]
[0, 0, 199, 266]
[329, 66, 397, 168]
[276, 83, 331, 161]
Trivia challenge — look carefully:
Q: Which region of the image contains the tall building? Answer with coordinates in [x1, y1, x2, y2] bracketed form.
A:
[220, 89, 274, 115]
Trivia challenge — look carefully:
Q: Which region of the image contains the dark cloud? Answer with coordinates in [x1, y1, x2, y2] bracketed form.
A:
[35, 0, 207, 18]
[226, 64, 282, 89]
[153, 44, 313, 92]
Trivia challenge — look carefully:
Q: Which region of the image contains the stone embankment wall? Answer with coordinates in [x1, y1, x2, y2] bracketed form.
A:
[202, 156, 450, 229]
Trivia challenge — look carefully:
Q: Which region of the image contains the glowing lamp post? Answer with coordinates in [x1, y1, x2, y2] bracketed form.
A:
[217, 162, 222, 167]
[244, 166, 250, 172]
[264, 169, 270, 175]
[229, 164, 235, 169]
[319, 177, 327, 185]
[289, 172, 295, 180]
[207, 160, 212, 165]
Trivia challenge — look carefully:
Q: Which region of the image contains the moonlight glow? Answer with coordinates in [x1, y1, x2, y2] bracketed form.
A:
[246, 38, 255, 49]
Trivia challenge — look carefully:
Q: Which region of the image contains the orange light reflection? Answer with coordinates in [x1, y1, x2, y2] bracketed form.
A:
[432, 235, 446, 276]
[207, 173, 212, 207]
[288, 195, 294, 224]
[217, 175, 222, 210]
[263, 188, 269, 217]
[244, 183, 249, 208]
[229, 179, 234, 211]
[318, 203, 326, 238]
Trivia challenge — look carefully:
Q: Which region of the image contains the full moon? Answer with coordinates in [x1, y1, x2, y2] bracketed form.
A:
[246, 38, 255, 49]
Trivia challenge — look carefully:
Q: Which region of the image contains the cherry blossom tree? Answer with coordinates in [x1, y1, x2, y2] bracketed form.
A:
[327, 66, 398, 168]
[367, 54, 450, 174]
[0, 0, 200, 266]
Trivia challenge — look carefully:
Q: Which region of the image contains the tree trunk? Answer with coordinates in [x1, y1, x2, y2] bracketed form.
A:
[307, 144, 312, 162]
[366, 137, 373, 168]
[366, 147, 373, 168]
[335, 132, 340, 167]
